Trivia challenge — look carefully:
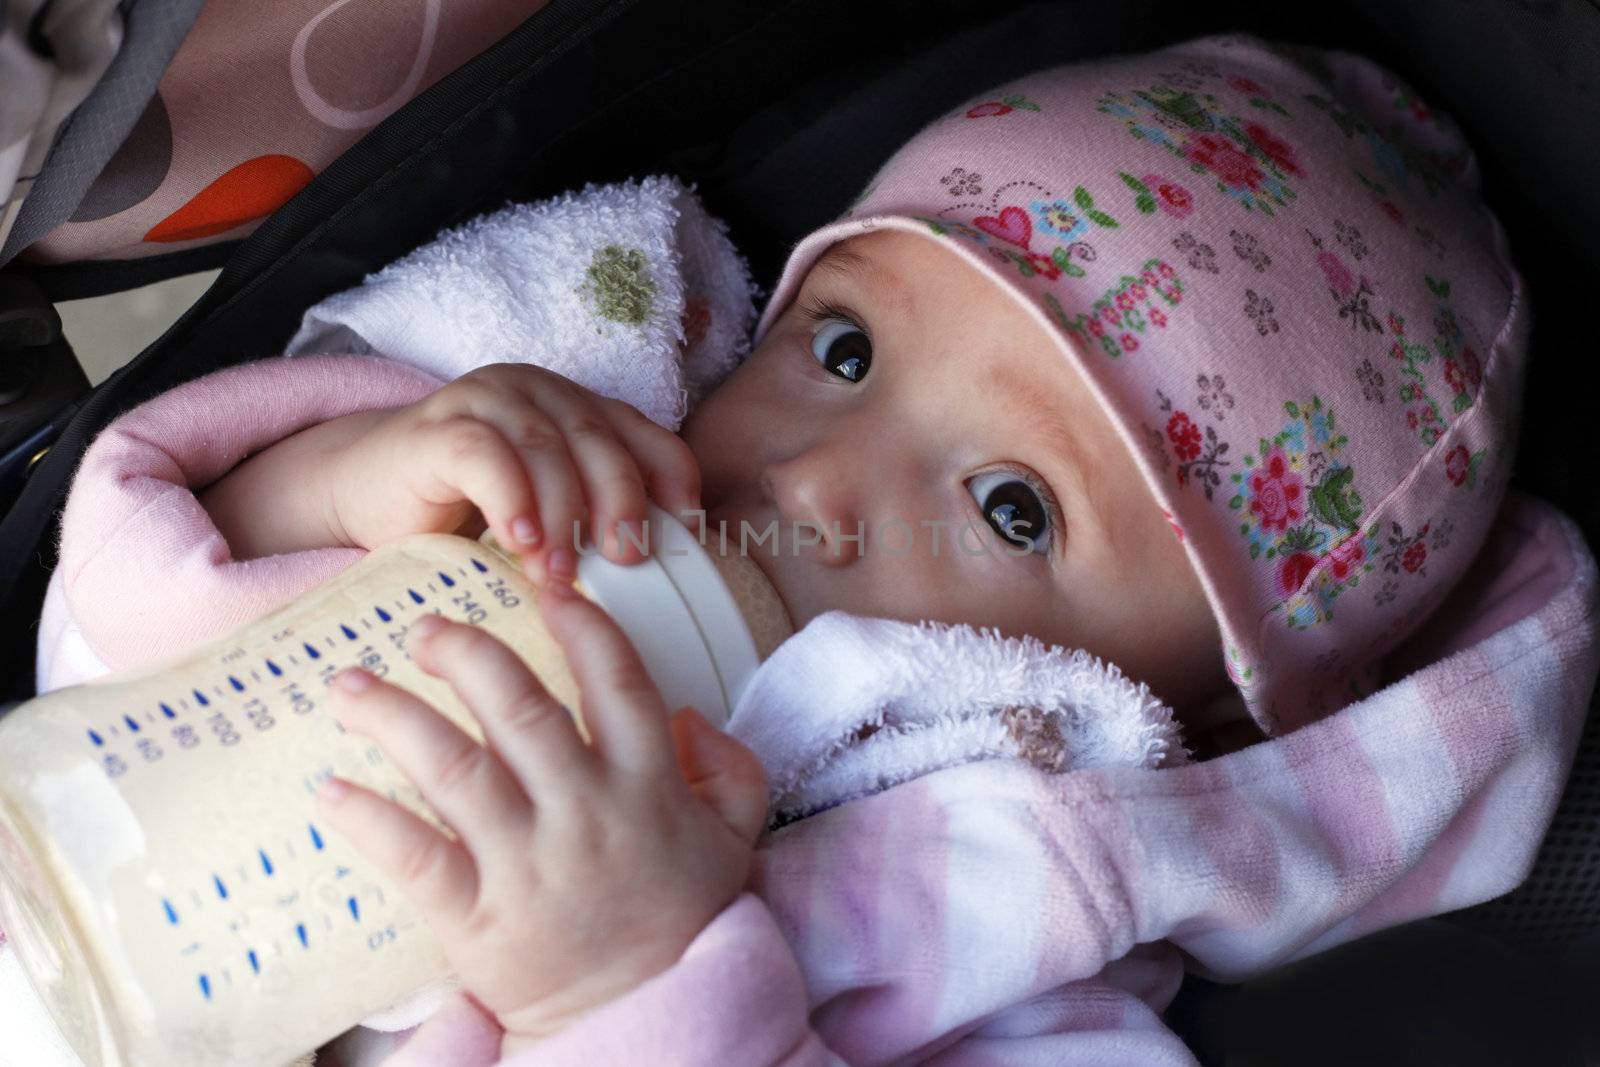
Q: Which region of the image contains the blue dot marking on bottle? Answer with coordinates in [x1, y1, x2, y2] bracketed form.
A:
[248, 950, 260, 974]
[437, 571, 455, 588]
[123, 715, 140, 732]
[309, 823, 324, 850]
[88, 730, 104, 747]
[266, 659, 282, 677]
[164, 898, 179, 924]
[214, 875, 228, 900]
[193, 689, 210, 707]
[408, 588, 424, 604]
[229, 675, 245, 692]
[199, 974, 211, 1000]
[471, 558, 488, 573]
[160, 702, 176, 719]
[341, 624, 357, 640]
[259, 849, 273, 876]
[303, 642, 321, 660]
[375, 606, 391, 622]
[296, 923, 308, 948]
[347, 896, 360, 921]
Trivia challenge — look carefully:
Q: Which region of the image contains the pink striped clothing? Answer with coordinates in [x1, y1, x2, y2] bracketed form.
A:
[30, 353, 1600, 1064]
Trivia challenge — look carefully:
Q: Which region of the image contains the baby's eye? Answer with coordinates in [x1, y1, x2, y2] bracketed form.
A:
[967, 469, 1053, 556]
[810, 319, 872, 382]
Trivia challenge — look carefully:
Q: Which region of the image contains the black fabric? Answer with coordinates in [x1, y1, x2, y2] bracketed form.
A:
[0, 1, 1598, 1053]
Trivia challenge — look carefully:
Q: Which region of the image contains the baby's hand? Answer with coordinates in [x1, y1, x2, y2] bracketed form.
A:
[328, 363, 702, 583]
[314, 585, 769, 1051]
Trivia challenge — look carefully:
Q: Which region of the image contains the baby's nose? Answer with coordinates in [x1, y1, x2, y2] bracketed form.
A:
[761, 458, 865, 567]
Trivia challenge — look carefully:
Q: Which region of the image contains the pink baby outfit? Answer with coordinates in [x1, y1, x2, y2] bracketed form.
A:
[17, 33, 1600, 1067]
[754, 33, 1526, 737]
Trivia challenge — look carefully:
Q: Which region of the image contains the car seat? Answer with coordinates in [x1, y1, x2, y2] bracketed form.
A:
[2, 2, 1597, 1063]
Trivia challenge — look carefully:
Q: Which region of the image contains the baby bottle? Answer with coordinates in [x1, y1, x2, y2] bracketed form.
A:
[0, 503, 791, 1067]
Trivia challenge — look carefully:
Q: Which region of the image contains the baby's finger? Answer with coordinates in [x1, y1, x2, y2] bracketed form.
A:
[535, 394, 651, 567]
[315, 776, 479, 921]
[405, 616, 596, 806]
[329, 666, 532, 856]
[593, 396, 703, 534]
[417, 417, 554, 556]
[485, 411, 590, 575]
[538, 585, 675, 779]
[422, 379, 592, 572]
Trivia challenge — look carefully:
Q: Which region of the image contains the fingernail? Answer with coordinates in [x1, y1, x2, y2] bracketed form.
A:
[549, 547, 576, 580]
[513, 516, 541, 546]
[334, 669, 371, 693]
[317, 776, 349, 802]
[411, 614, 445, 641]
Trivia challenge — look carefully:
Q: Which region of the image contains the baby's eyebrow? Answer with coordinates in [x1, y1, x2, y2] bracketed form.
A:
[990, 359, 1101, 524]
[812, 245, 871, 285]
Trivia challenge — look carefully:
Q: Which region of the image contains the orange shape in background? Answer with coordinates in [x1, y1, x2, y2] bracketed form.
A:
[144, 154, 315, 243]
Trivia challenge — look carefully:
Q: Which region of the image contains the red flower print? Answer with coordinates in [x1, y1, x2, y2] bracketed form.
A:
[1150, 307, 1169, 327]
[1317, 250, 1355, 298]
[1328, 535, 1365, 580]
[1120, 333, 1139, 353]
[1461, 346, 1482, 387]
[1101, 304, 1121, 326]
[1443, 359, 1465, 394]
[1023, 251, 1061, 279]
[1379, 199, 1406, 226]
[1141, 269, 1159, 286]
[1141, 173, 1195, 219]
[1243, 121, 1303, 176]
[1130, 282, 1148, 301]
[967, 102, 1012, 118]
[1277, 552, 1317, 597]
[1086, 317, 1105, 338]
[1187, 133, 1263, 190]
[1167, 412, 1202, 461]
[974, 205, 1033, 249]
[1406, 409, 1419, 430]
[1445, 445, 1470, 486]
[1116, 291, 1135, 311]
[1402, 542, 1427, 573]
[1248, 446, 1305, 533]
[1227, 74, 1267, 95]
[681, 297, 711, 348]
[1158, 262, 1176, 279]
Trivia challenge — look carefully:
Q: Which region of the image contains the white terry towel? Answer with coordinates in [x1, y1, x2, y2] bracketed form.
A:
[727, 610, 1190, 828]
[285, 174, 761, 431]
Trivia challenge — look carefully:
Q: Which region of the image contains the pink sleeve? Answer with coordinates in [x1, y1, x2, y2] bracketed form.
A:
[38, 353, 447, 689]
[379, 897, 1205, 1067]
[378, 894, 844, 1067]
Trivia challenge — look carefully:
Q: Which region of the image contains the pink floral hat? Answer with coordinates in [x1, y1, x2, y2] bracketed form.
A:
[751, 33, 1528, 736]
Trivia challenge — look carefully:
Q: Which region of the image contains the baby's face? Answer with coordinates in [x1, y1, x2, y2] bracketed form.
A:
[680, 229, 1227, 712]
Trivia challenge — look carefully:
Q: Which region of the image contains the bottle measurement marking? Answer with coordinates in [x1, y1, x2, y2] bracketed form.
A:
[168, 828, 372, 1002]
[97, 550, 509, 1001]
[86, 556, 512, 768]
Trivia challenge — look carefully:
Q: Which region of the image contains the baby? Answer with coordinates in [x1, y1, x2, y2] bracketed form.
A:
[36, 30, 1548, 1065]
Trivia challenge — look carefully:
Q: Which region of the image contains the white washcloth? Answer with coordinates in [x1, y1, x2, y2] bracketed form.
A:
[727, 611, 1190, 828]
[285, 174, 761, 431]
